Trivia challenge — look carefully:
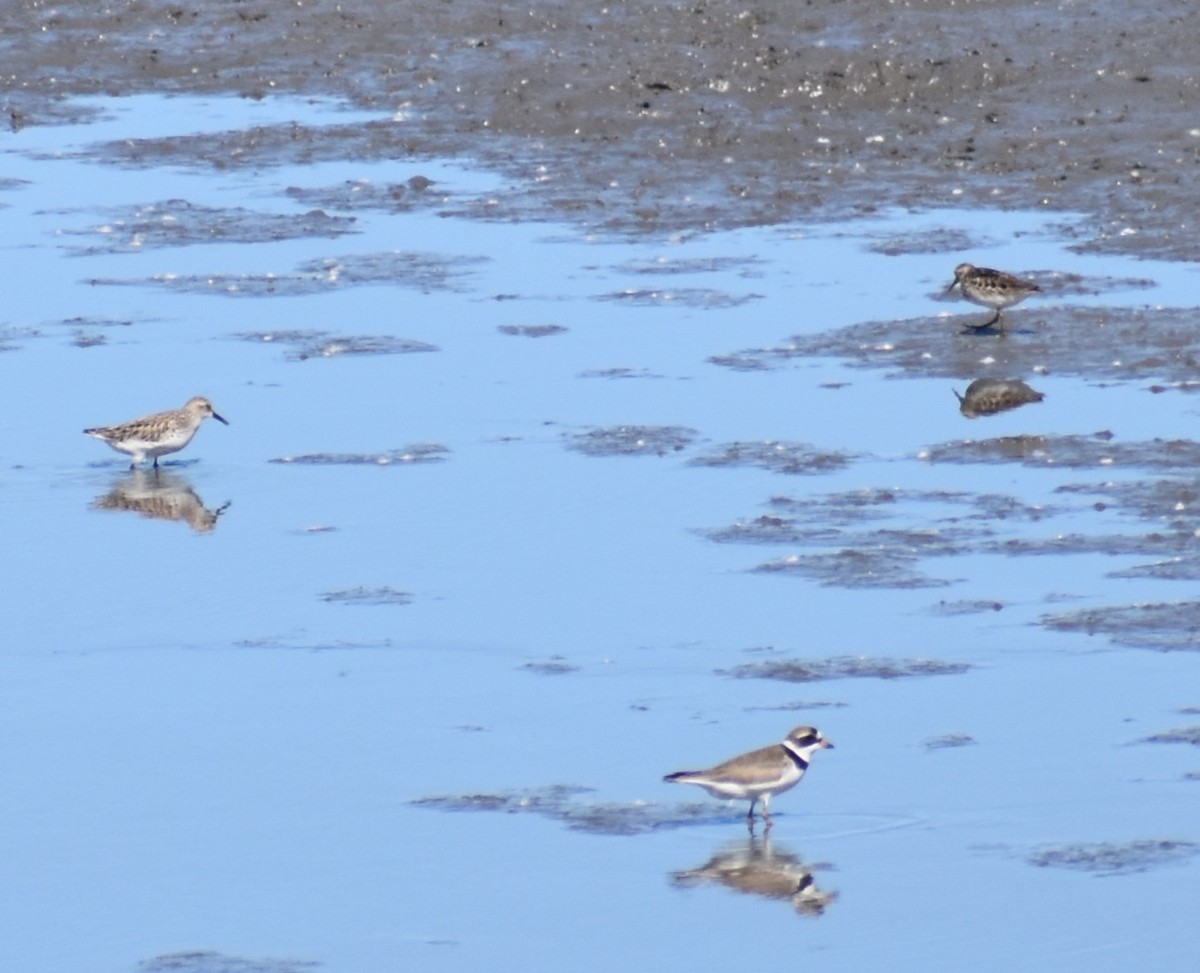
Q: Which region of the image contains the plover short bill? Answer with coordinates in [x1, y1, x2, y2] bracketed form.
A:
[85, 396, 229, 469]
[664, 726, 833, 829]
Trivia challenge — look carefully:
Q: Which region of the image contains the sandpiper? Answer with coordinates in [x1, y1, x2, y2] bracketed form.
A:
[664, 726, 833, 829]
[84, 396, 229, 468]
[946, 262, 1040, 329]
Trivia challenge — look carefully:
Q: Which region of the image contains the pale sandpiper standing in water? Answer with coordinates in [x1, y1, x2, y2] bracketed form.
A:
[946, 262, 1040, 330]
[664, 726, 833, 830]
[84, 396, 229, 469]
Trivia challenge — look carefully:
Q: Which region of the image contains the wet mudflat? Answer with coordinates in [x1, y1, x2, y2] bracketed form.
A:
[3, 4, 1200, 971]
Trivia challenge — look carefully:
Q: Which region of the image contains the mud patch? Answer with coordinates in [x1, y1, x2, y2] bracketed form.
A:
[271, 444, 449, 465]
[711, 307, 1200, 386]
[565, 424, 697, 457]
[753, 548, 955, 589]
[1041, 600, 1200, 650]
[1057, 478, 1200, 526]
[138, 952, 320, 973]
[497, 323, 568, 338]
[924, 733, 976, 750]
[862, 226, 988, 257]
[320, 586, 413, 607]
[703, 488, 1049, 588]
[76, 119, 420, 173]
[520, 658, 580, 676]
[689, 441, 856, 476]
[411, 785, 727, 835]
[1027, 839, 1199, 876]
[1143, 725, 1200, 746]
[283, 175, 443, 214]
[723, 655, 971, 683]
[922, 433, 1200, 473]
[92, 251, 485, 297]
[747, 700, 849, 712]
[593, 287, 761, 309]
[64, 199, 356, 255]
[578, 366, 670, 380]
[1108, 557, 1200, 582]
[929, 599, 1006, 616]
[233, 636, 393, 652]
[235, 329, 438, 360]
[612, 255, 767, 277]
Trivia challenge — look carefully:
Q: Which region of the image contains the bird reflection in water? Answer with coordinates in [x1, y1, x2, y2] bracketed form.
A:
[90, 469, 231, 533]
[670, 834, 837, 917]
[954, 377, 1045, 418]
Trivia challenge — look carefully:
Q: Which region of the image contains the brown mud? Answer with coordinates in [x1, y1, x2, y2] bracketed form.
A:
[6, 1, 1200, 254]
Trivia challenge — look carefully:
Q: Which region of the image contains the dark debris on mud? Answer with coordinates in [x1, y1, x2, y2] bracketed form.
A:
[565, 424, 698, 457]
[689, 441, 855, 476]
[1027, 839, 1200, 876]
[1041, 600, 1200, 650]
[235, 329, 438, 360]
[411, 785, 729, 835]
[271, 444, 449, 466]
[723, 655, 971, 682]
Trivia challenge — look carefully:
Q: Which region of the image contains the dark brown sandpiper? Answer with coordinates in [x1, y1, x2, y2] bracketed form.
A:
[946, 262, 1040, 329]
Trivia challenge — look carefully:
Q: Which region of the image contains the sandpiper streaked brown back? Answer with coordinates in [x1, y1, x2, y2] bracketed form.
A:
[946, 262, 1040, 329]
[85, 396, 229, 469]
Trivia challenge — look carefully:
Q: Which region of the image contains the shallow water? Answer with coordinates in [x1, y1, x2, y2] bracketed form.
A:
[2, 95, 1198, 973]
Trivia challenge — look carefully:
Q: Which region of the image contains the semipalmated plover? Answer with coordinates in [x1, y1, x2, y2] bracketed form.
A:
[664, 726, 833, 828]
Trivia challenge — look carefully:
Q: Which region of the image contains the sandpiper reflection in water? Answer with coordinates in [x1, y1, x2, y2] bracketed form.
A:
[954, 377, 1045, 418]
[90, 469, 231, 533]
